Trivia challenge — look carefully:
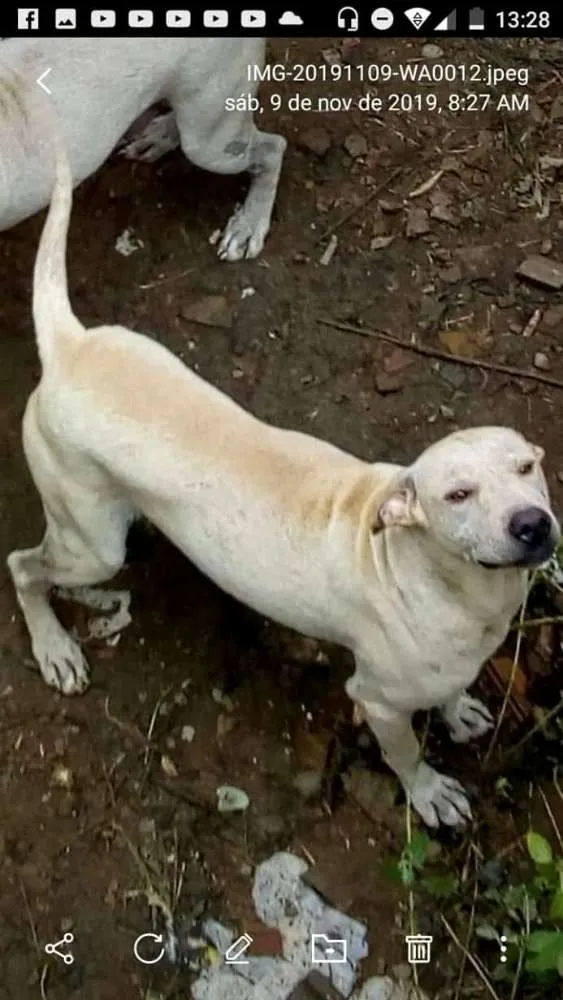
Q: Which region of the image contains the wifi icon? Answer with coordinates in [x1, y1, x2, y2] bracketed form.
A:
[404, 7, 432, 29]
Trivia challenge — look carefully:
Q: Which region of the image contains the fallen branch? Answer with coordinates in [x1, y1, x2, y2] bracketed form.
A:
[317, 317, 563, 390]
[316, 166, 407, 243]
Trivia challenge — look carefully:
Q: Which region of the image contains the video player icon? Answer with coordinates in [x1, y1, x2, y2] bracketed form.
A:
[166, 9, 191, 26]
[91, 9, 116, 27]
[241, 10, 266, 27]
[203, 9, 228, 27]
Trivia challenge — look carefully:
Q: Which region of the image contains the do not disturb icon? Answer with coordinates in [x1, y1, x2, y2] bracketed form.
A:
[45, 931, 75, 965]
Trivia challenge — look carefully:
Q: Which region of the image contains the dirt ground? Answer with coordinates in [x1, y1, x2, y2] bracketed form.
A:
[1, 35, 563, 1000]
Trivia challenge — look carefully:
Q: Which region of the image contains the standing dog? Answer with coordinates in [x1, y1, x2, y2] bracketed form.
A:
[8, 107, 559, 829]
[0, 37, 286, 259]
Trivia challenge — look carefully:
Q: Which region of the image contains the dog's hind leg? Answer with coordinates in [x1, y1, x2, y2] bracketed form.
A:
[7, 400, 133, 694]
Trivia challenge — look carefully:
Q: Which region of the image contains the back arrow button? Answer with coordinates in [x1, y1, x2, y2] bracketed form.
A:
[37, 68, 52, 95]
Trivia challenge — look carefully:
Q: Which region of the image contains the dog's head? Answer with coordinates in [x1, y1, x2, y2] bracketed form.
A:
[377, 426, 560, 568]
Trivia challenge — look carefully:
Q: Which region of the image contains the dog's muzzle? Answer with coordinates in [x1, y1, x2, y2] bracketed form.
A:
[479, 506, 558, 568]
[508, 506, 556, 565]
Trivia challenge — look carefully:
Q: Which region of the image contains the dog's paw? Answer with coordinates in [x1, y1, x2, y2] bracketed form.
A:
[33, 626, 90, 695]
[120, 112, 180, 163]
[444, 693, 494, 744]
[409, 763, 472, 828]
[216, 207, 268, 261]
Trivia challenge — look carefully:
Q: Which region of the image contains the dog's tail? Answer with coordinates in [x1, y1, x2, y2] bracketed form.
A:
[32, 95, 84, 368]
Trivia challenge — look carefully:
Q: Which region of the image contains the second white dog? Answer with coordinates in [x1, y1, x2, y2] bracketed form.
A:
[8, 102, 560, 829]
[0, 37, 286, 259]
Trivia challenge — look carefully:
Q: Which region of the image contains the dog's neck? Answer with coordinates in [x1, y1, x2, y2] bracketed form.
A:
[370, 520, 528, 623]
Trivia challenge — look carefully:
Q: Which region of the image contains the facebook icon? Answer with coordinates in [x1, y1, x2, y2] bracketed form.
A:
[18, 8, 40, 29]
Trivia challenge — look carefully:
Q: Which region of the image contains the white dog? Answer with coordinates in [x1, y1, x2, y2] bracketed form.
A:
[8, 106, 560, 829]
[0, 37, 286, 259]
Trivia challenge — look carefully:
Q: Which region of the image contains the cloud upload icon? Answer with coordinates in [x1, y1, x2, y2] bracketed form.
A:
[278, 11, 304, 25]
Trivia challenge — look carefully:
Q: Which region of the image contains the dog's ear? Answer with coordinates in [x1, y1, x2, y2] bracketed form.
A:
[375, 475, 427, 530]
[531, 443, 545, 462]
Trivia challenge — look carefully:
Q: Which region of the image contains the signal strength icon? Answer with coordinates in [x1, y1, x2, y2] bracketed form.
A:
[435, 9, 456, 30]
[404, 7, 432, 30]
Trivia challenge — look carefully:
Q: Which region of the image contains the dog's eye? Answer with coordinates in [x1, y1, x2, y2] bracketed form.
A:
[445, 488, 474, 503]
[518, 461, 534, 475]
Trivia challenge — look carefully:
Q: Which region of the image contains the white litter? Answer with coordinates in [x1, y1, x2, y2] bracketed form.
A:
[115, 228, 144, 256]
[216, 785, 250, 813]
[190, 852, 429, 1000]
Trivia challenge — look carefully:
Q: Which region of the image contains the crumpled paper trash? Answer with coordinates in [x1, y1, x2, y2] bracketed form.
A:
[252, 852, 368, 996]
[191, 852, 428, 1000]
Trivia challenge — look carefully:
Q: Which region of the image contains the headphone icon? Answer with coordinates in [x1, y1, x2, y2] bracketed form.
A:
[337, 7, 359, 31]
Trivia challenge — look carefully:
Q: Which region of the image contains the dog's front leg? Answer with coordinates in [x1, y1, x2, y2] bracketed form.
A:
[346, 673, 472, 828]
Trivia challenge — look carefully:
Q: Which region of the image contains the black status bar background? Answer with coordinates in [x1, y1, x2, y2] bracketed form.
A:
[5, 5, 563, 38]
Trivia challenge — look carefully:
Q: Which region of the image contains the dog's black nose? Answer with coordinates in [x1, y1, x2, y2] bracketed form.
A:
[508, 507, 552, 549]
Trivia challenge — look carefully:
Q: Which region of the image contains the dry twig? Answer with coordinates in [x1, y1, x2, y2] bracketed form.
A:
[317, 317, 563, 390]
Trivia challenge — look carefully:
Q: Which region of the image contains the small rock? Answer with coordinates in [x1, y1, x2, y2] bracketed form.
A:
[379, 198, 403, 214]
[439, 363, 466, 389]
[216, 785, 250, 812]
[289, 970, 346, 999]
[533, 351, 551, 371]
[542, 304, 563, 329]
[298, 127, 331, 157]
[439, 404, 455, 420]
[181, 295, 233, 328]
[293, 769, 323, 798]
[405, 206, 430, 237]
[181, 725, 196, 743]
[550, 95, 563, 121]
[517, 255, 563, 290]
[343, 132, 368, 158]
[438, 264, 462, 284]
[384, 347, 413, 374]
[161, 754, 178, 778]
[321, 48, 341, 67]
[341, 37, 362, 65]
[422, 43, 443, 59]
[392, 963, 412, 982]
[438, 329, 476, 357]
[370, 235, 394, 251]
[255, 813, 286, 838]
[375, 372, 404, 394]
[52, 764, 73, 790]
[138, 817, 156, 840]
[247, 925, 285, 957]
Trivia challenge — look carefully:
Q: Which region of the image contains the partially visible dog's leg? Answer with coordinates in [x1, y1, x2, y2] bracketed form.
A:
[169, 74, 286, 260]
[120, 111, 180, 163]
[360, 700, 472, 828]
[213, 129, 287, 261]
[7, 401, 133, 693]
[440, 690, 494, 743]
[54, 585, 132, 640]
[346, 668, 472, 828]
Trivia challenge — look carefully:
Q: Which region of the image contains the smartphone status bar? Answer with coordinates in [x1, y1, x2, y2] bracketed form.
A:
[9, 5, 561, 37]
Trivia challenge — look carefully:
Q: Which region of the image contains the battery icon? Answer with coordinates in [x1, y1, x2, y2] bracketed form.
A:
[468, 6, 484, 30]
